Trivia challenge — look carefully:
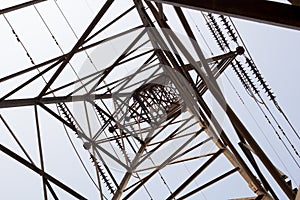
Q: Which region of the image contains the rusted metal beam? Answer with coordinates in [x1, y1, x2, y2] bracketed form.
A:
[225, 105, 296, 199]
[239, 142, 279, 199]
[149, 0, 300, 30]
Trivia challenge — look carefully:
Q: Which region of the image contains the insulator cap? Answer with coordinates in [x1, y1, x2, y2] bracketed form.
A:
[83, 142, 91, 150]
[236, 46, 245, 55]
[108, 126, 115, 133]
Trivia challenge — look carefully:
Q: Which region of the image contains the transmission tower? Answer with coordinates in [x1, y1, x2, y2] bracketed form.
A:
[0, 0, 299, 199]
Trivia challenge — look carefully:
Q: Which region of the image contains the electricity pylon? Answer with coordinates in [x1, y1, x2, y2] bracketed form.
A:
[0, 0, 299, 199]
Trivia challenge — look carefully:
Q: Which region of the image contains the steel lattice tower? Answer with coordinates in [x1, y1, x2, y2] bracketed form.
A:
[0, 1, 299, 199]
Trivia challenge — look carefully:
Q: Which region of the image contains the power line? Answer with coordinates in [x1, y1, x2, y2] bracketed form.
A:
[2, 14, 35, 65]
[228, 17, 300, 143]
[223, 72, 299, 185]
[202, 12, 300, 168]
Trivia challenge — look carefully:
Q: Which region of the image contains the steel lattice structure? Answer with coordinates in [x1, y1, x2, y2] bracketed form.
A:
[0, 0, 299, 199]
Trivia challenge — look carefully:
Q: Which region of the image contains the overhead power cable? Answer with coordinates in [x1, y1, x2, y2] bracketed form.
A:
[228, 16, 300, 142]
[202, 12, 300, 166]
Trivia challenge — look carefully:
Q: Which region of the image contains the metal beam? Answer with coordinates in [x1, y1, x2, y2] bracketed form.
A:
[289, 0, 300, 6]
[226, 105, 296, 199]
[177, 167, 240, 200]
[145, 3, 268, 197]
[239, 142, 279, 199]
[0, 59, 63, 102]
[38, 0, 114, 98]
[166, 149, 224, 200]
[0, 25, 142, 85]
[0, 0, 46, 15]
[0, 115, 60, 199]
[34, 105, 48, 200]
[0, 144, 87, 200]
[149, 0, 300, 30]
[0, 47, 235, 109]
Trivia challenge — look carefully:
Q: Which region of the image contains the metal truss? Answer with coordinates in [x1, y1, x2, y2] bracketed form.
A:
[0, 0, 299, 199]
